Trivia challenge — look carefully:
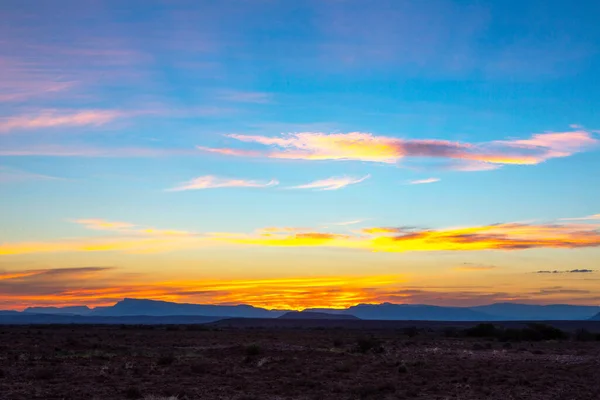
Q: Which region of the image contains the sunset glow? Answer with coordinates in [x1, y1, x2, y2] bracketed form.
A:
[1, 0, 599, 310]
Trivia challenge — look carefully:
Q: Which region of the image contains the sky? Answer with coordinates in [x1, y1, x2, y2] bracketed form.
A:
[1, 0, 600, 310]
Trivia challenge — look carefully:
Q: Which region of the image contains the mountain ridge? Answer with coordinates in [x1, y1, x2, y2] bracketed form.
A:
[6, 298, 600, 321]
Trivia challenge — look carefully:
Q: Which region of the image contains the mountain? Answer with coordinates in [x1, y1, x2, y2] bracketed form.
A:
[24, 306, 92, 315]
[471, 303, 600, 321]
[90, 298, 286, 318]
[0, 314, 223, 325]
[4, 300, 600, 322]
[344, 303, 495, 321]
[278, 311, 360, 320]
[307, 303, 495, 321]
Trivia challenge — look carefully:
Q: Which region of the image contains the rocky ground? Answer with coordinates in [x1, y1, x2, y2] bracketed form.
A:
[0, 325, 599, 399]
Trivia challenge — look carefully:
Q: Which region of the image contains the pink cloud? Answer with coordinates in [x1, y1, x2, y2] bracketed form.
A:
[408, 178, 440, 185]
[167, 175, 279, 191]
[289, 174, 370, 191]
[0, 110, 122, 133]
[197, 129, 599, 168]
[217, 90, 272, 104]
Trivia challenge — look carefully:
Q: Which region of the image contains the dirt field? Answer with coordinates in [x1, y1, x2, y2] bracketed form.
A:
[0, 325, 599, 400]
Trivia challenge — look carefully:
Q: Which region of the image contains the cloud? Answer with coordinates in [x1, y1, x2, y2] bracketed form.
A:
[535, 269, 596, 274]
[454, 263, 497, 272]
[3, 219, 600, 257]
[408, 177, 440, 185]
[0, 144, 198, 158]
[72, 219, 197, 237]
[0, 109, 122, 132]
[328, 219, 369, 226]
[0, 269, 404, 310]
[535, 287, 591, 295]
[0, 166, 61, 183]
[560, 213, 600, 221]
[217, 90, 272, 104]
[0, 266, 113, 282]
[167, 175, 279, 191]
[197, 129, 599, 168]
[226, 222, 600, 253]
[289, 174, 370, 190]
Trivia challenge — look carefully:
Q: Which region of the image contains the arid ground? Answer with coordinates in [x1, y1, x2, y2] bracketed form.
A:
[1, 324, 599, 400]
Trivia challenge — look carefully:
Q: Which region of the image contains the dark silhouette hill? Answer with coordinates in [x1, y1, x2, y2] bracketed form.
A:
[308, 303, 495, 321]
[24, 306, 92, 315]
[0, 314, 223, 325]
[471, 303, 600, 321]
[278, 311, 360, 320]
[5, 299, 600, 322]
[90, 298, 285, 318]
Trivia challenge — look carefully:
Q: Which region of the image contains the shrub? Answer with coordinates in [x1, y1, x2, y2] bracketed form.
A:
[125, 387, 143, 399]
[31, 367, 56, 380]
[574, 328, 595, 342]
[332, 338, 344, 347]
[190, 362, 210, 374]
[397, 363, 409, 373]
[157, 354, 176, 366]
[499, 324, 568, 342]
[402, 327, 420, 338]
[352, 382, 396, 399]
[355, 336, 381, 353]
[464, 323, 499, 338]
[245, 344, 262, 356]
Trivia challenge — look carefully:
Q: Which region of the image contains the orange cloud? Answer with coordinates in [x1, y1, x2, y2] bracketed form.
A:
[167, 175, 279, 191]
[2, 219, 600, 257]
[197, 129, 599, 168]
[0, 109, 123, 132]
[289, 174, 370, 190]
[0, 270, 403, 310]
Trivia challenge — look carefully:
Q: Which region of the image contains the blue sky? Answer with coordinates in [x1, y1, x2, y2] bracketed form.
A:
[1, 0, 599, 309]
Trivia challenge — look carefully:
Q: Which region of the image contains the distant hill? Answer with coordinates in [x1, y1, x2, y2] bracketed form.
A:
[4, 300, 600, 322]
[0, 314, 223, 325]
[591, 312, 600, 321]
[471, 303, 600, 321]
[90, 298, 286, 318]
[24, 306, 92, 315]
[308, 303, 495, 321]
[278, 311, 360, 320]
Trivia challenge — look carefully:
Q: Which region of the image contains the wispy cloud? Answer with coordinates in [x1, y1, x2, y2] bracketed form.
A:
[0, 144, 198, 158]
[329, 219, 369, 226]
[560, 213, 600, 221]
[167, 175, 279, 191]
[535, 269, 596, 274]
[0, 109, 123, 133]
[72, 219, 197, 237]
[0, 166, 61, 183]
[197, 129, 599, 169]
[454, 263, 497, 272]
[289, 174, 370, 191]
[408, 177, 440, 185]
[217, 90, 272, 104]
